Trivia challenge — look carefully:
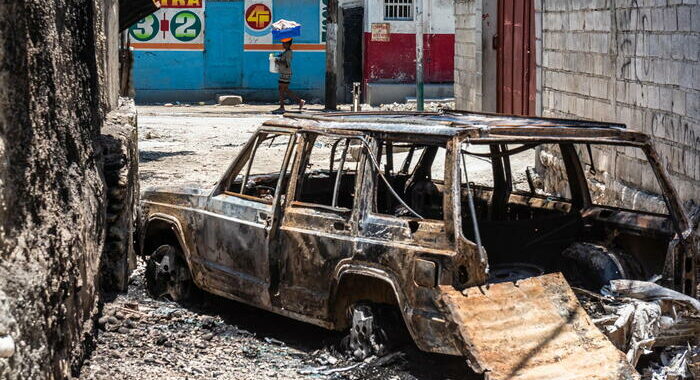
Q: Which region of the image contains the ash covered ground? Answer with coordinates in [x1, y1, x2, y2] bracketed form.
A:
[79, 264, 476, 380]
[79, 104, 480, 380]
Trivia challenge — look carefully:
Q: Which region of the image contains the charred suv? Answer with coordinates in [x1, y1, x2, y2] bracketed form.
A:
[140, 111, 699, 379]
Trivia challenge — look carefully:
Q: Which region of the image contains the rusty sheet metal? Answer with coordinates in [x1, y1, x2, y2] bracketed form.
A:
[438, 273, 639, 380]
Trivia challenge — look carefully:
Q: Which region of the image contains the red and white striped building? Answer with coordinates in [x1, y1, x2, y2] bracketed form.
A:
[362, 0, 455, 104]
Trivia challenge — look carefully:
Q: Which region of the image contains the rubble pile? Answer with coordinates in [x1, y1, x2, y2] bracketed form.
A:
[80, 265, 317, 379]
[379, 101, 455, 112]
[576, 280, 700, 379]
[80, 263, 474, 380]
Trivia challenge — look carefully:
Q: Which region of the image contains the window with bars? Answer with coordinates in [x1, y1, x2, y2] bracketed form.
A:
[384, 0, 413, 21]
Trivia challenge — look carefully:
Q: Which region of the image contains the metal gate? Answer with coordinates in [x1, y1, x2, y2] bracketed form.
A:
[497, 0, 536, 115]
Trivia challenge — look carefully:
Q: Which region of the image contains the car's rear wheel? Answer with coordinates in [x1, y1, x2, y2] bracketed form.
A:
[559, 242, 644, 292]
[145, 244, 194, 302]
[341, 303, 408, 360]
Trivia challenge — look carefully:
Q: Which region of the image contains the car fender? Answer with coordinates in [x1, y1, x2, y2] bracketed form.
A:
[142, 213, 194, 270]
[330, 263, 416, 332]
[331, 263, 463, 355]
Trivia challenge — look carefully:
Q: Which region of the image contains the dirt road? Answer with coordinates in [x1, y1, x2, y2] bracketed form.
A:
[80, 105, 479, 380]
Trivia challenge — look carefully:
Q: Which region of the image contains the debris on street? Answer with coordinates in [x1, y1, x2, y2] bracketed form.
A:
[79, 264, 475, 380]
[576, 280, 700, 378]
[379, 101, 454, 112]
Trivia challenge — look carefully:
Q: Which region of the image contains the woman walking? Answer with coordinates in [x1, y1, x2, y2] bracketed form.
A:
[272, 38, 305, 114]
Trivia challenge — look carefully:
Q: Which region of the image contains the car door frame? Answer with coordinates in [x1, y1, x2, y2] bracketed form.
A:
[273, 130, 366, 320]
[197, 127, 297, 308]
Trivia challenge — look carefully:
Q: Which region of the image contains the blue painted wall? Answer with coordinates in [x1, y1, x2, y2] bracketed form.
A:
[134, 0, 326, 103]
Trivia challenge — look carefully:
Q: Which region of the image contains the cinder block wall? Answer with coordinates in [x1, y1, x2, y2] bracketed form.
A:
[539, 0, 700, 207]
[454, 0, 699, 208]
[454, 0, 483, 111]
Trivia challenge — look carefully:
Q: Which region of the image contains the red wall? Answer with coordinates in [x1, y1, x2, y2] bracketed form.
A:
[363, 33, 455, 84]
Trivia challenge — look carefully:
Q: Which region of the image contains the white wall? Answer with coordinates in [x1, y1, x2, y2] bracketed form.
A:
[364, 0, 454, 34]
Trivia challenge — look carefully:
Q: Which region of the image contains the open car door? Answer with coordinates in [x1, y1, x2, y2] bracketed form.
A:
[437, 273, 639, 380]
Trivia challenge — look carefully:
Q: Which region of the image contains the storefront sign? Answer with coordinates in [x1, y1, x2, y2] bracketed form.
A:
[320, 0, 328, 43]
[130, 0, 205, 50]
[244, 0, 274, 48]
[246, 3, 272, 30]
[159, 0, 203, 7]
[371, 23, 390, 42]
[244, 0, 325, 52]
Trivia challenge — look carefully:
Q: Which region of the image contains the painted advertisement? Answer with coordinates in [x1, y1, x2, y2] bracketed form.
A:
[244, 0, 325, 51]
[320, 0, 328, 43]
[130, 0, 205, 51]
[244, 0, 274, 49]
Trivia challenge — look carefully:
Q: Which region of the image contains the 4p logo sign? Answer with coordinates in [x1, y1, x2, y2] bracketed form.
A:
[246, 4, 272, 30]
[130, 15, 159, 42]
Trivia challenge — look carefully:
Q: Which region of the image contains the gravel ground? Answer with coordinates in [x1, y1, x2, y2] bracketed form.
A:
[79, 104, 480, 380]
[79, 263, 475, 380]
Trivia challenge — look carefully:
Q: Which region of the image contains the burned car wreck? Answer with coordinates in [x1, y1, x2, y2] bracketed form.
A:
[140, 111, 700, 379]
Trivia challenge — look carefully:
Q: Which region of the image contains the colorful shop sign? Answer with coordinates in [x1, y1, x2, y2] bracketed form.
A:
[244, 0, 274, 49]
[244, 0, 325, 52]
[130, 1, 205, 51]
[246, 3, 272, 30]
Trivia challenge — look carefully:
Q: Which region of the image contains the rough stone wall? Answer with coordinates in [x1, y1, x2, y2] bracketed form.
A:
[454, 0, 484, 110]
[99, 98, 139, 293]
[0, 0, 122, 378]
[538, 0, 700, 208]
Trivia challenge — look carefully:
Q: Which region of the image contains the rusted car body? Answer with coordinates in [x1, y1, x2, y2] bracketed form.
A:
[140, 111, 698, 379]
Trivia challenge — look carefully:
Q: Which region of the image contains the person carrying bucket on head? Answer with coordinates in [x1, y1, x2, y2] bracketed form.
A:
[272, 38, 305, 114]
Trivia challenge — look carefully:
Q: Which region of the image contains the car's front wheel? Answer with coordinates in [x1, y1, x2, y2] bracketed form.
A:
[145, 244, 194, 302]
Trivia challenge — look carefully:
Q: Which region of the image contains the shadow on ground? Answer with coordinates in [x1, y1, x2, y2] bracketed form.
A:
[139, 150, 196, 163]
[180, 290, 481, 380]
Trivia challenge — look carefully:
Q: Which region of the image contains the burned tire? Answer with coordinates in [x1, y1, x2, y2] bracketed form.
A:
[341, 303, 408, 360]
[145, 244, 194, 302]
[559, 242, 644, 292]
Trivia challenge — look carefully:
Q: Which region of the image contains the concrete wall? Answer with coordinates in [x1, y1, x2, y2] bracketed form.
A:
[454, 0, 497, 111]
[364, 0, 455, 86]
[454, 0, 482, 110]
[538, 0, 700, 207]
[455, 0, 700, 208]
[0, 0, 126, 378]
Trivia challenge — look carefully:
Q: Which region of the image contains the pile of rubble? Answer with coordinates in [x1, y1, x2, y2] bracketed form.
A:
[379, 101, 455, 112]
[79, 263, 474, 380]
[576, 280, 700, 379]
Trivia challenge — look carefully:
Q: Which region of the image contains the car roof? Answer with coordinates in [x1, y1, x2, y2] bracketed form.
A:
[261, 111, 649, 144]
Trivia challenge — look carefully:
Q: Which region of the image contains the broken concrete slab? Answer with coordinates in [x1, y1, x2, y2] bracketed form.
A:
[218, 95, 243, 106]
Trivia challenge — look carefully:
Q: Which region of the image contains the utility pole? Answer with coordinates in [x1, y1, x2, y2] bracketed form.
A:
[415, 0, 424, 111]
[324, 0, 338, 111]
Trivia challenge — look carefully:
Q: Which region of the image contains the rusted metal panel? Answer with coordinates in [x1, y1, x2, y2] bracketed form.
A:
[437, 273, 639, 380]
[498, 0, 536, 115]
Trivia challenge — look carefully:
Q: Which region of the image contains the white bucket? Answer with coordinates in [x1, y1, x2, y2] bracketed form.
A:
[269, 54, 278, 73]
